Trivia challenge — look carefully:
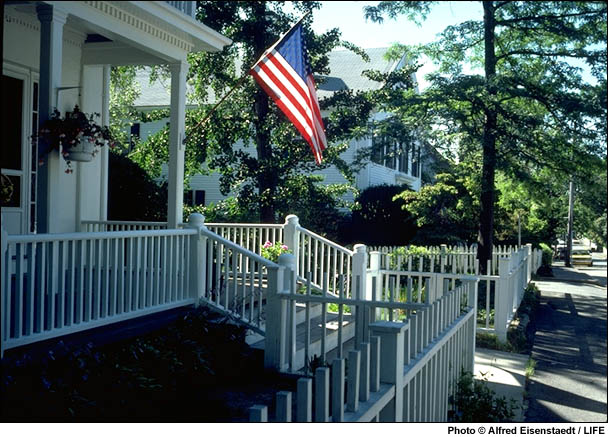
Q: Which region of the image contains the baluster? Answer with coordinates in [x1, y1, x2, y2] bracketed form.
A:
[338, 275, 344, 358]
[276, 391, 292, 422]
[305, 272, 311, 369]
[347, 350, 361, 413]
[26, 242, 36, 335]
[297, 378, 312, 422]
[332, 358, 345, 422]
[359, 342, 371, 402]
[321, 272, 328, 362]
[57, 240, 66, 327]
[315, 367, 330, 422]
[232, 250, 238, 312]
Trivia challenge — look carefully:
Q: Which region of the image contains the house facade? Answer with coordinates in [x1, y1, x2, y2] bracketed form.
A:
[1, 1, 230, 235]
[129, 47, 424, 208]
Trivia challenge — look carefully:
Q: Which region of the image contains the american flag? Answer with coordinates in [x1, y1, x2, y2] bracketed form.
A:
[250, 23, 327, 164]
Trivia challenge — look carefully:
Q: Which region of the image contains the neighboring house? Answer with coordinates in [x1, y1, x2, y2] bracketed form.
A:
[130, 47, 425, 208]
[1, 1, 230, 235]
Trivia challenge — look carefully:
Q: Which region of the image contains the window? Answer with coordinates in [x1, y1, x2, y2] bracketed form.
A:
[398, 142, 409, 174]
[129, 123, 140, 151]
[412, 146, 421, 178]
[184, 189, 206, 206]
[371, 135, 385, 165]
[194, 190, 205, 206]
[1, 75, 24, 209]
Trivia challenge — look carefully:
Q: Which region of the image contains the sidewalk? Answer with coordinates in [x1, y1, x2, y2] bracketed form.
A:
[542, 259, 607, 287]
[474, 348, 529, 422]
[525, 263, 607, 422]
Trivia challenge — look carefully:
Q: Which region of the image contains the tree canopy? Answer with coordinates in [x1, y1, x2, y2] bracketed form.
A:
[365, 0, 607, 270]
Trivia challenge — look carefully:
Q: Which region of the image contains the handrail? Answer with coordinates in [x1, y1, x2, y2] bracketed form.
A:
[80, 220, 168, 227]
[200, 226, 279, 270]
[297, 226, 354, 255]
[6, 228, 196, 243]
[206, 222, 283, 229]
[281, 292, 431, 311]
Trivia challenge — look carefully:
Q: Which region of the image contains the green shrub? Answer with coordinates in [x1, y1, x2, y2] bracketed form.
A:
[538, 243, 553, 267]
[347, 184, 416, 246]
[449, 370, 517, 422]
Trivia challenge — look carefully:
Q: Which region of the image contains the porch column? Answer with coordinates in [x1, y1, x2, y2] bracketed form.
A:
[167, 60, 188, 228]
[100, 65, 111, 221]
[36, 4, 67, 233]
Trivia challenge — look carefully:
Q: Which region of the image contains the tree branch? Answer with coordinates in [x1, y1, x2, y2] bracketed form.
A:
[496, 9, 606, 26]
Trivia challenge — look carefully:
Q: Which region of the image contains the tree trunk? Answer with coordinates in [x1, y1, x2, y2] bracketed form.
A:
[252, 2, 276, 223]
[478, 1, 497, 274]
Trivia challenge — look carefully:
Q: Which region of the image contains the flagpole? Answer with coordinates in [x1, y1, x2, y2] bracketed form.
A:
[183, 11, 312, 143]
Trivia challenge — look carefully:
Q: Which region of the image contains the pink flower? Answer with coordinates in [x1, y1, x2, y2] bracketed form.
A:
[263, 241, 272, 248]
[281, 245, 288, 251]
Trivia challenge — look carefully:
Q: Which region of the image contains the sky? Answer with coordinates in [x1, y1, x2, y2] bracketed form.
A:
[306, 1, 484, 89]
[301, 1, 595, 89]
[310, 1, 483, 48]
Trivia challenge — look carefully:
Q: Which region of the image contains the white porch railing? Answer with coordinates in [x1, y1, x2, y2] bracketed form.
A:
[1, 214, 282, 356]
[251, 259, 478, 422]
[207, 216, 360, 299]
[165, 1, 196, 18]
[205, 222, 283, 257]
[1, 227, 197, 355]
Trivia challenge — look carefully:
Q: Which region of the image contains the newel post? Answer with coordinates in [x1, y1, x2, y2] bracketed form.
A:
[265, 256, 289, 371]
[525, 244, 533, 283]
[496, 257, 511, 343]
[353, 244, 369, 344]
[187, 213, 207, 303]
[370, 321, 407, 422]
[283, 215, 300, 274]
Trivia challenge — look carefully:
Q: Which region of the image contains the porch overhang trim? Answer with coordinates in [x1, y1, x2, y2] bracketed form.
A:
[130, 1, 232, 53]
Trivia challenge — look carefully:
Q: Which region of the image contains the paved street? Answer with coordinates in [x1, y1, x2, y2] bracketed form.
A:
[525, 256, 607, 422]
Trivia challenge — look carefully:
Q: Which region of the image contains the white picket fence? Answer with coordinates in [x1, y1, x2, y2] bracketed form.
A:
[369, 245, 542, 341]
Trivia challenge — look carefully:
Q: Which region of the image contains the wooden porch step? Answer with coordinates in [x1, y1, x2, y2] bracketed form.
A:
[249, 310, 356, 372]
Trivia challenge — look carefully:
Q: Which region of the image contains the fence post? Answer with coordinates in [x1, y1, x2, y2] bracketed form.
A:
[265, 260, 287, 371]
[525, 244, 532, 283]
[461, 277, 479, 371]
[496, 257, 511, 343]
[283, 215, 299, 274]
[370, 321, 407, 422]
[187, 213, 207, 303]
[367, 251, 380, 300]
[353, 244, 368, 345]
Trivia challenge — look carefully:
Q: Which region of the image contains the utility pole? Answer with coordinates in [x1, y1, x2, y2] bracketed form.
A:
[565, 179, 574, 267]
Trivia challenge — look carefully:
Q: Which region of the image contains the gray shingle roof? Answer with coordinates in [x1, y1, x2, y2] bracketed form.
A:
[317, 47, 398, 99]
[133, 47, 399, 107]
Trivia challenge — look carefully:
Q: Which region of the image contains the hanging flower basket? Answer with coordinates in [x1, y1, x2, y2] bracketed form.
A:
[63, 135, 96, 162]
[35, 105, 114, 173]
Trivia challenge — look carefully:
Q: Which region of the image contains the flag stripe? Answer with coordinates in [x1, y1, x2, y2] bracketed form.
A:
[251, 65, 320, 152]
[251, 68, 321, 158]
[258, 56, 316, 134]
